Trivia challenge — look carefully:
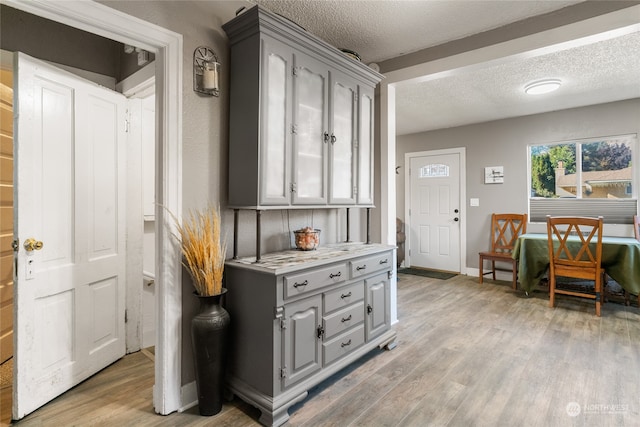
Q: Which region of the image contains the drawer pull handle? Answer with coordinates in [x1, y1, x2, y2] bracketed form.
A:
[356, 265, 367, 271]
[341, 315, 352, 323]
[341, 339, 352, 348]
[293, 280, 308, 288]
[379, 259, 388, 264]
[340, 292, 352, 299]
[330, 272, 342, 279]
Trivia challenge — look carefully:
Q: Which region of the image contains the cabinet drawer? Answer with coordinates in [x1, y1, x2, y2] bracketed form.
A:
[323, 324, 365, 366]
[323, 302, 364, 340]
[350, 252, 392, 279]
[324, 282, 364, 314]
[284, 263, 347, 299]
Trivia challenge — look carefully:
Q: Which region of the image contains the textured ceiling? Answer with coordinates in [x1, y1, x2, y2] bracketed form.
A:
[250, 0, 639, 135]
[252, 0, 581, 64]
[395, 31, 640, 134]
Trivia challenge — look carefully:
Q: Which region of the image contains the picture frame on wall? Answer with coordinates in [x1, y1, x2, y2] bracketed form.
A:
[484, 166, 504, 184]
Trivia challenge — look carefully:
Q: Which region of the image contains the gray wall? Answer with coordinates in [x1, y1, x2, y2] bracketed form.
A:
[101, 0, 365, 259]
[0, 5, 153, 81]
[397, 98, 640, 270]
[100, 0, 368, 384]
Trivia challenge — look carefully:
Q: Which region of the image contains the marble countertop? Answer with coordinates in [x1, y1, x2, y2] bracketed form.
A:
[226, 242, 394, 274]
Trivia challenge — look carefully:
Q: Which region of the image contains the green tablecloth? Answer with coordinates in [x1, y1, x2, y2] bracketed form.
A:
[512, 233, 640, 295]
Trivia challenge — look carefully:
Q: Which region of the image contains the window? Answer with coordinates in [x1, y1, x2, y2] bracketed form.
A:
[529, 134, 637, 223]
[419, 164, 449, 178]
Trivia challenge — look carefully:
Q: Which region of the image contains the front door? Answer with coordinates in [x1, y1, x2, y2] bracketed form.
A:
[13, 52, 127, 419]
[408, 152, 461, 272]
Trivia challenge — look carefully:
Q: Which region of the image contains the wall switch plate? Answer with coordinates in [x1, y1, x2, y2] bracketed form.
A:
[470, 198, 480, 207]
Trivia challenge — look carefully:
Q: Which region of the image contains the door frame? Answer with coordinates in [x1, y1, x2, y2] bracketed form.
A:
[404, 147, 466, 273]
[5, 0, 184, 415]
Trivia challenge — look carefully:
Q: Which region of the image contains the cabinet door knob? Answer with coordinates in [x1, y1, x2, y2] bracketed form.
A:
[340, 291, 352, 299]
[317, 325, 325, 338]
[341, 339, 352, 348]
[356, 265, 366, 271]
[341, 315, 352, 323]
[323, 132, 330, 143]
[329, 272, 341, 279]
[379, 259, 388, 265]
[330, 134, 337, 144]
[367, 304, 373, 314]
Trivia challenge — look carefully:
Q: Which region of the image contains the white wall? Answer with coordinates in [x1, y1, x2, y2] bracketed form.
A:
[397, 98, 640, 270]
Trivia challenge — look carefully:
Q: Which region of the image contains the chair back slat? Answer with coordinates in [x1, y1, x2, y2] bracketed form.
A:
[490, 213, 527, 253]
[546, 216, 603, 272]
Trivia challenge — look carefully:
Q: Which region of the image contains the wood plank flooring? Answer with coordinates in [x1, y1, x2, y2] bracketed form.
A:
[3, 274, 639, 426]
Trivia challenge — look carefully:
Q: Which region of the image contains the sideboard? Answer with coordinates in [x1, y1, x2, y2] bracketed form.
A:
[224, 243, 397, 426]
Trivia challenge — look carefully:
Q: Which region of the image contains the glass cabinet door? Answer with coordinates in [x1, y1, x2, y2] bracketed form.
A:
[358, 87, 374, 205]
[260, 39, 292, 205]
[329, 73, 357, 204]
[292, 53, 328, 204]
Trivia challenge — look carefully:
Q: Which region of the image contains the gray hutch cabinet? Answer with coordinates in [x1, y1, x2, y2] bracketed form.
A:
[223, 5, 380, 209]
[222, 6, 396, 426]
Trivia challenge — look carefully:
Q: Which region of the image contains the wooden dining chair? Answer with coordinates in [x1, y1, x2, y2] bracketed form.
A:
[547, 216, 604, 316]
[479, 213, 527, 289]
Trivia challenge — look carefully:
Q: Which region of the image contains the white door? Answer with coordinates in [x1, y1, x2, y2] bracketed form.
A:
[13, 52, 127, 419]
[408, 153, 461, 272]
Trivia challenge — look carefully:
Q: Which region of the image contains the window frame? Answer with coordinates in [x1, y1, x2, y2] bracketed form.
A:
[527, 133, 638, 224]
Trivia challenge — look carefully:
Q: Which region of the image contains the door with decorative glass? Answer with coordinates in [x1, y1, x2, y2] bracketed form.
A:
[408, 153, 461, 272]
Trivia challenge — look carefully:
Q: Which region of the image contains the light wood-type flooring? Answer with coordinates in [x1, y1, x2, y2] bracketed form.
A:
[3, 273, 639, 426]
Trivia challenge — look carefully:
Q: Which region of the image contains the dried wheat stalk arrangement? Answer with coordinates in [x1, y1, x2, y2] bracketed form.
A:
[174, 205, 226, 296]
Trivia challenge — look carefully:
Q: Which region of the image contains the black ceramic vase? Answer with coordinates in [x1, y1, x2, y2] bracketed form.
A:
[191, 288, 230, 416]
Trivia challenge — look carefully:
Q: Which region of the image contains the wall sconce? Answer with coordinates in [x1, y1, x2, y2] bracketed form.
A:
[193, 46, 220, 97]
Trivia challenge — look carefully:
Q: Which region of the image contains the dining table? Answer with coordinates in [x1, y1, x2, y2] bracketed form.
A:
[512, 233, 640, 297]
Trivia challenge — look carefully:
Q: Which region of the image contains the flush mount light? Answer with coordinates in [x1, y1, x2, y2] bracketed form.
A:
[524, 79, 562, 95]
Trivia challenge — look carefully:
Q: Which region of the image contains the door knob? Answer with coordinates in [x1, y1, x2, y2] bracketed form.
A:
[24, 238, 44, 251]
[454, 218, 459, 222]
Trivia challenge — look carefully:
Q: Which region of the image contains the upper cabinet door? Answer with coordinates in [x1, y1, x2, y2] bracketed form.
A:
[292, 52, 328, 205]
[329, 72, 357, 205]
[357, 86, 374, 205]
[260, 38, 293, 206]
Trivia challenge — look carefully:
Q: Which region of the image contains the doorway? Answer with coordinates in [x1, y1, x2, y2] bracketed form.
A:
[405, 148, 466, 273]
[3, 0, 183, 419]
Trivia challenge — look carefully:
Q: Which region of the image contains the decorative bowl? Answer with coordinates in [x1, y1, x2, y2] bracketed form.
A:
[293, 228, 321, 251]
[339, 48, 361, 62]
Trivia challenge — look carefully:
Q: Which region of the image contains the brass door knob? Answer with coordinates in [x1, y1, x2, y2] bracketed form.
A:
[24, 238, 44, 251]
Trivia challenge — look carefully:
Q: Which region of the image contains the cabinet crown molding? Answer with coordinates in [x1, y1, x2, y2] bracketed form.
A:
[223, 5, 383, 87]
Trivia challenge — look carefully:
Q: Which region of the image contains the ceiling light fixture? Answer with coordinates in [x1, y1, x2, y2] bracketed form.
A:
[524, 79, 562, 95]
